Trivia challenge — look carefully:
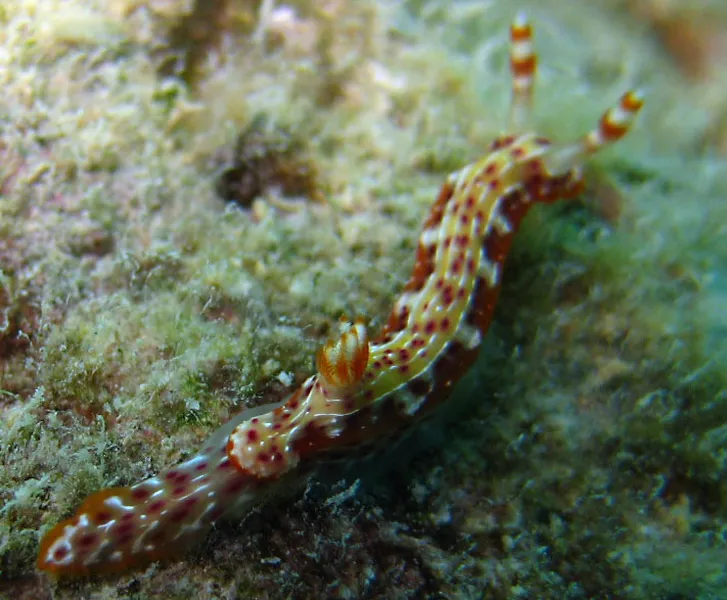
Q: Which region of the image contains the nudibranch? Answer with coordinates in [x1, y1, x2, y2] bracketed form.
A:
[37, 14, 644, 577]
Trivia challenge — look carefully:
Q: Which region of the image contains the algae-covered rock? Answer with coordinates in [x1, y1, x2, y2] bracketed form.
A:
[1, 0, 726, 598]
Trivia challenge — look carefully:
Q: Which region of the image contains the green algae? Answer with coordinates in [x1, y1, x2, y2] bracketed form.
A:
[0, 0, 726, 598]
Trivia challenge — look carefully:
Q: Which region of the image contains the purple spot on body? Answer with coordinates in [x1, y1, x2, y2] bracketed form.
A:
[113, 522, 135, 540]
[224, 478, 247, 495]
[94, 511, 112, 524]
[131, 487, 151, 500]
[79, 533, 98, 548]
[169, 507, 191, 523]
[53, 546, 69, 561]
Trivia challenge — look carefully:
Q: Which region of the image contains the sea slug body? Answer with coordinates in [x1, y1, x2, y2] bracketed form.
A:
[37, 14, 644, 577]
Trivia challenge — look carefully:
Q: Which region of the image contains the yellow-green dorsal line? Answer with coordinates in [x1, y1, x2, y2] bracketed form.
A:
[37, 14, 644, 577]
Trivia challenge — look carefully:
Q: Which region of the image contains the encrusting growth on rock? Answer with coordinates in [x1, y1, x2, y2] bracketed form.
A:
[37, 13, 644, 577]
